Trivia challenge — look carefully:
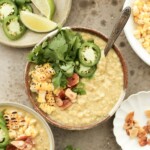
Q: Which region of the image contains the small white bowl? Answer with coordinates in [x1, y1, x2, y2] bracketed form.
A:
[123, 0, 150, 66]
[113, 91, 150, 150]
[0, 102, 55, 150]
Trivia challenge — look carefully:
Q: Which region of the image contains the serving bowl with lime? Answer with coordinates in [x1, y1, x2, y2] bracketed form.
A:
[0, 0, 72, 48]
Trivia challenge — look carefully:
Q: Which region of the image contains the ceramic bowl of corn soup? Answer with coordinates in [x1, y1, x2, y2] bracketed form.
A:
[0, 102, 55, 150]
[25, 27, 128, 130]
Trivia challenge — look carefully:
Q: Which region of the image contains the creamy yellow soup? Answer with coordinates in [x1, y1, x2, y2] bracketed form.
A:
[48, 32, 124, 127]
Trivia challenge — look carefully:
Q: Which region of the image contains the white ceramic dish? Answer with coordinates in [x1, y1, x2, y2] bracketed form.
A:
[123, 0, 150, 66]
[0, 102, 55, 150]
[113, 91, 150, 150]
[0, 0, 72, 48]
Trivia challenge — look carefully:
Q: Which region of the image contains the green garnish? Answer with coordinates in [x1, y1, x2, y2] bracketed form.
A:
[28, 29, 82, 64]
[28, 29, 101, 90]
[64, 145, 80, 150]
[72, 82, 86, 95]
[0, 111, 9, 148]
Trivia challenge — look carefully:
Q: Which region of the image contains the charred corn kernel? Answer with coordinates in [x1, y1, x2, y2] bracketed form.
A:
[37, 90, 46, 103]
[25, 116, 31, 125]
[25, 126, 38, 137]
[18, 127, 24, 134]
[133, 0, 150, 53]
[30, 119, 37, 125]
[53, 88, 61, 95]
[38, 82, 54, 91]
[39, 103, 56, 115]
[9, 130, 17, 139]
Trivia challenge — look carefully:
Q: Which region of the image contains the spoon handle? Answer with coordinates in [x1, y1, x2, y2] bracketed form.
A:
[104, 7, 131, 56]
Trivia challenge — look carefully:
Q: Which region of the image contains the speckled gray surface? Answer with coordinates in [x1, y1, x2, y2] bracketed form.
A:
[0, 0, 150, 150]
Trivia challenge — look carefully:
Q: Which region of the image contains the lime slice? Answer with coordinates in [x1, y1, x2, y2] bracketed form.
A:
[20, 11, 57, 33]
[31, 0, 55, 19]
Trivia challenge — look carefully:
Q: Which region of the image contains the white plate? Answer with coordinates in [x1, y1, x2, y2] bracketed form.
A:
[0, 0, 72, 48]
[123, 0, 150, 66]
[113, 91, 150, 150]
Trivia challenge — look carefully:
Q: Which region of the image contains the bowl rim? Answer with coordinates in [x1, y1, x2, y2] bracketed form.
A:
[0, 102, 55, 150]
[123, 0, 150, 66]
[25, 26, 128, 130]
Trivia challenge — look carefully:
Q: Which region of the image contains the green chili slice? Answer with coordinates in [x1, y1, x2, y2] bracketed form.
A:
[0, 0, 17, 21]
[3, 15, 26, 40]
[75, 64, 96, 77]
[79, 42, 101, 67]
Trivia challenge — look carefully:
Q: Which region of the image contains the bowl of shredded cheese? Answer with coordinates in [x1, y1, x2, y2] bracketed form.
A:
[123, 0, 150, 66]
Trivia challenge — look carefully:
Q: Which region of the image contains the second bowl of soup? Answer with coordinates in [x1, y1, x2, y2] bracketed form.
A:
[0, 102, 55, 150]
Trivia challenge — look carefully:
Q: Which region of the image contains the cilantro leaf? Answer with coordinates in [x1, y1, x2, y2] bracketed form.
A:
[52, 71, 62, 88]
[48, 33, 66, 50]
[28, 45, 46, 64]
[72, 82, 86, 95]
[64, 145, 80, 150]
[54, 44, 68, 61]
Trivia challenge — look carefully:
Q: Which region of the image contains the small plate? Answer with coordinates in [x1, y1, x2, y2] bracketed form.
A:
[113, 91, 150, 150]
[123, 0, 150, 66]
[0, 0, 72, 48]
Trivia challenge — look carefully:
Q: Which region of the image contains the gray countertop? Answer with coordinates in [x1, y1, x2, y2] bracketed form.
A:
[0, 0, 150, 149]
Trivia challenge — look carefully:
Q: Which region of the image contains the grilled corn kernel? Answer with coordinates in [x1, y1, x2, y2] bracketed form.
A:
[133, 0, 150, 53]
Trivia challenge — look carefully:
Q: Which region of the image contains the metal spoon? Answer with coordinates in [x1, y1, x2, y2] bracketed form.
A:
[104, 7, 131, 56]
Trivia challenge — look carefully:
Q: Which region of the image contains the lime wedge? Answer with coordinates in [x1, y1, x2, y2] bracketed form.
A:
[31, 0, 55, 19]
[20, 11, 57, 33]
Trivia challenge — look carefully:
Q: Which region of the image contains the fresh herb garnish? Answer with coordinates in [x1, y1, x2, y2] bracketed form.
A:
[72, 82, 86, 95]
[64, 145, 80, 150]
[28, 29, 101, 90]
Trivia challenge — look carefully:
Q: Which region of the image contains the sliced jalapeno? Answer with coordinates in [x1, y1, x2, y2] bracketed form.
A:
[0, 123, 9, 148]
[19, 4, 33, 13]
[14, 0, 25, 6]
[0, 112, 6, 126]
[75, 64, 96, 77]
[79, 42, 101, 67]
[3, 15, 26, 40]
[0, 0, 17, 22]
[25, 0, 31, 2]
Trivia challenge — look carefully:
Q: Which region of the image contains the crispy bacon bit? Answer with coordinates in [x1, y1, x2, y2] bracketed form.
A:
[145, 110, 150, 118]
[124, 111, 150, 147]
[55, 97, 63, 107]
[11, 141, 25, 149]
[10, 136, 34, 150]
[58, 90, 66, 100]
[61, 99, 72, 110]
[128, 127, 139, 138]
[6, 145, 17, 150]
[143, 126, 149, 133]
[147, 139, 150, 145]
[16, 135, 29, 141]
[138, 136, 147, 146]
[137, 128, 147, 138]
[125, 112, 134, 124]
[65, 88, 77, 102]
[67, 73, 79, 87]
[25, 137, 34, 145]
